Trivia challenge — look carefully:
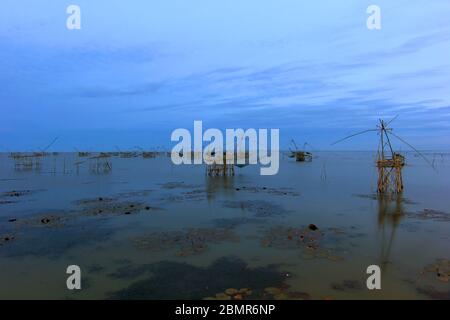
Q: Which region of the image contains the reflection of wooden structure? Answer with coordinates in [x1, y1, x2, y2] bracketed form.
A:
[332, 117, 433, 195]
[89, 154, 112, 173]
[378, 194, 404, 269]
[205, 173, 235, 201]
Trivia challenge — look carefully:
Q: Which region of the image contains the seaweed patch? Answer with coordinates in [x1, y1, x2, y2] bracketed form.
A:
[12, 213, 67, 228]
[211, 217, 263, 229]
[222, 200, 289, 217]
[416, 286, 450, 300]
[406, 209, 450, 222]
[108, 256, 289, 300]
[234, 186, 300, 197]
[133, 228, 240, 257]
[331, 279, 365, 292]
[0, 234, 16, 246]
[75, 196, 162, 217]
[421, 259, 450, 283]
[259, 225, 350, 261]
[1, 189, 42, 198]
[157, 189, 206, 203]
[159, 182, 201, 190]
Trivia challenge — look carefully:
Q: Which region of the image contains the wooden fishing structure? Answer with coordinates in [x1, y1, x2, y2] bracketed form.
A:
[10, 137, 59, 171]
[375, 120, 405, 193]
[78, 152, 90, 157]
[295, 151, 312, 162]
[289, 140, 313, 162]
[88, 154, 112, 173]
[332, 117, 433, 195]
[142, 151, 157, 159]
[10, 153, 42, 171]
[134, 146, 157, 159]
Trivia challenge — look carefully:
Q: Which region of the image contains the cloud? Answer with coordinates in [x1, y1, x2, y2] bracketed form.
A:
[78, 82, 163, 98]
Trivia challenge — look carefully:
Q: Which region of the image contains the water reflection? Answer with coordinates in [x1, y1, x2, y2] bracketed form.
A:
[205, 176, 235, 201]
[377, 194, 405, 269]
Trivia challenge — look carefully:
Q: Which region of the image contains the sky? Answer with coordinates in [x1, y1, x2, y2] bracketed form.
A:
[0, 0, 449, 151]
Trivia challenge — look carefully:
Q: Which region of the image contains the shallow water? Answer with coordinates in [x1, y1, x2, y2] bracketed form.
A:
[0, 151, 449, 300]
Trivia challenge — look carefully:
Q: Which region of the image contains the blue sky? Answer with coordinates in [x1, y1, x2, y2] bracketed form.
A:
[1, 0, 449, 151]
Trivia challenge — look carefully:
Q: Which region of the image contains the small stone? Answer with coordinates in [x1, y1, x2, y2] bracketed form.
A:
[1, 235, 14, 243]
[308, 224, 319, 231]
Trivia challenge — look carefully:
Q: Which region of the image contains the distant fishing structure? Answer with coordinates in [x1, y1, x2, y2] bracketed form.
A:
[203, 133, 236, 175]
[88, 153, 112, 173]
[289, 140, 313, 162]
[205, 152, 235, 176]
[10, 137, 59, 171]
[332, 117, 434, 194]
[205, 131, 244, 177]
